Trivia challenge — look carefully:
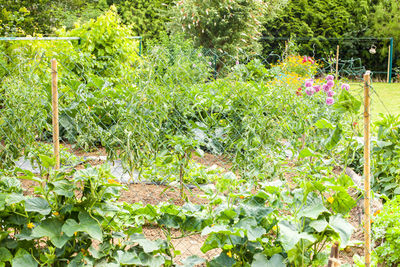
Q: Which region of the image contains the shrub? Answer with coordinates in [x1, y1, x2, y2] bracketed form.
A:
[373, 195, 400, 265]
[168, 0, 285, 55]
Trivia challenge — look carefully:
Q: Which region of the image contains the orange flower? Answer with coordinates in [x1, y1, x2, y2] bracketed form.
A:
[107, 179, 121, 185]
[53, 211, 59, 216]
[239, 195, 245, 199]
[373, 210, 381, 216]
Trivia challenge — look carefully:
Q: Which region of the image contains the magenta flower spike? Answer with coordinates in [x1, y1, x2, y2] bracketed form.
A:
[305, 80, 313, 87]
[326, 75, 334, 81]
[326, 97, 334, 105]
[327, 90, 335, 97]
[327, 80, 335, 88]
[313, 85, 321, 92]
[341, 83, 350, 91]
[306, 87, 315, 96]
[322, 84, 330, 92]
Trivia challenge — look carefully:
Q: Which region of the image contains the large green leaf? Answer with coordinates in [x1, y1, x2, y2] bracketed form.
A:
[201, 234, 228, 253]
[38, 154, 56, 169]
[62, 212, 103, 242]
[51, 180, 75, 197]
[314, 118, 335, 130]
[333, 89, 362, 114]
[114, 250, 141, 265]
[325, 125, 342, 150]
[11, 249, 37, 267]
[328, 215, 354, 248]
[137, 252, 165, 267]
[278, 221, 316, 251]
[31, 218, 70, 248]
[208, 253, 235, 267]
[309, 219, 328, 232]
[129, 234, 161, 253]
[181, 255, 205, 267]
[6, 193, 25, 205]
[0, 247, 12, 262]
[25, 197, 51, 215]
[298, 195, 329, 219]
[251, 253, 285, 267]
[0, 194, 6, 211]
[298, 148, 315, 159]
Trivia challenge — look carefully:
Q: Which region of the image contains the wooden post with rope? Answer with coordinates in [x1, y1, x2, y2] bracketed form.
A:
[51, 58, 60, 169]
[335, 45, 340, 80]
[387, 44, 391, 83]
[363, 71, 371, 266]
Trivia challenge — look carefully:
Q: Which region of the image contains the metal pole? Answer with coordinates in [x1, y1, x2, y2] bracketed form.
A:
[363, 71, 371, 267]
[389, 38, 394, 83]
[139, 37, 142, 57]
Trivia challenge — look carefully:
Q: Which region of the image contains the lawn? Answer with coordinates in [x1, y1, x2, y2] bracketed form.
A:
[350, 82, 400, 120]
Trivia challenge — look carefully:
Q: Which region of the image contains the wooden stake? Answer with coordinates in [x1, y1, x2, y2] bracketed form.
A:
[335, 45, 340, 80]
[387, 44, 391, 83]
[328, 242, 340, 267]
[51, 59, 60, 170]
[363, 71, 371, 267]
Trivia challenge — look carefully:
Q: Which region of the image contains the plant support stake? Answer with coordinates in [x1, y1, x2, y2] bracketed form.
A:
[363, 71, 371, 267]
[387, 44, 391, 83]
[335, 45, 339, 80]
[51, 59, 60, 169]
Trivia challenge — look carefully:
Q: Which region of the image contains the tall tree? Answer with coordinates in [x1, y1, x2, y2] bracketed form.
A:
[168, 0, 286, 56]
[109, 0, 173, 41]
[368, 0, 400, 66]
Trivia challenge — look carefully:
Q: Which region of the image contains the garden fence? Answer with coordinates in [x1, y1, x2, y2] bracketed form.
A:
[0, 37, 390, 264]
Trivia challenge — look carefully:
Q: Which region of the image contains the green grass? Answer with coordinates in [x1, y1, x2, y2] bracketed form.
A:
[350, 82, 400, 120]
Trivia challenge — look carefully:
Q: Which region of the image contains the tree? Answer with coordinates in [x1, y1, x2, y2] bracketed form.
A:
[168, 0, 285, 56]
[109, 0, 173, 41]
[0, 0, 107, 36]
[262, 0, 370, 61]
[368, 0, 400, 66]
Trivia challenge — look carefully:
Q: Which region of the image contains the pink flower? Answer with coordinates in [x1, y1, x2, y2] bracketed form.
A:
[341, 83, 350, 91]
[208, 61, 212, 66]
[305, 79, 313, 87]
[313, 85, 321, 92]
[322, 84, 330, 92]
[302, 56, 307, 63]
[198, 53, 203, 57]
[306, 87, 315, 96]
[326, 75, 334, 81]
[236, 60, 239, 65]
[326, 97, 334, 105]
[327, 80, 335, 88]
[327, 90, 335, 97]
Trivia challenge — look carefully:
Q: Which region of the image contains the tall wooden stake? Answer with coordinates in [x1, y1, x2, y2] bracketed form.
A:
[387, 44, 391, 83]
[363, 71, 371, 267]
[51, 59, 60, 169]
[335, 45, 340, 80]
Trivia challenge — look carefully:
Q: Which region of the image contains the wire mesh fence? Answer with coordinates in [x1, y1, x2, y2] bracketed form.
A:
[0, 36, 394, 265]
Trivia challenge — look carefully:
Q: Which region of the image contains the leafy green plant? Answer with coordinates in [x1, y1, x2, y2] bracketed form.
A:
[0, 158, 184, 266]
[167, 135, 203, 199]
[200, 177, 354, 266]
[372, 195, 400, 266]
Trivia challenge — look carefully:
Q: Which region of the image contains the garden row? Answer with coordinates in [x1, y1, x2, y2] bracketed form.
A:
[1, 10, 400, 266]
